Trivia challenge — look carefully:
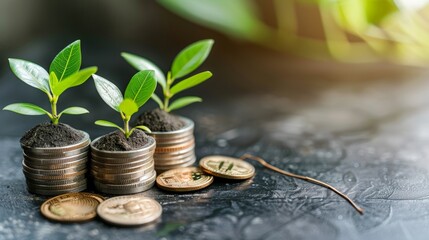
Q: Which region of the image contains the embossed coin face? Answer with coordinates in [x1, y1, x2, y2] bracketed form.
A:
[156, 167, 213, 192]
[199, 155, 256, 180]
[97, 195, 162, 226]
[40, 192, 104, 222]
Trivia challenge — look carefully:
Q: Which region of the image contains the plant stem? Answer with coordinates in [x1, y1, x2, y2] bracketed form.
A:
[240, 154, 364, 215]
[124, 118, 130, 138]
[163, 73, 173, 112]
[50, 98, 59, 125]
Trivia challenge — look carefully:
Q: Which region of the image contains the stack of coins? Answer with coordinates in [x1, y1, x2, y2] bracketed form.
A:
[149, 117, 196, 172]
[90, 136, 157, 195]
[22, 133, 90, 195]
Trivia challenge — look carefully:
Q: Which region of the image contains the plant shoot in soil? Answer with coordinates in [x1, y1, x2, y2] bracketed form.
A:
[122, 39, 214, 112]
[92, 70, 157, 138]
[3, 40, 97, 124]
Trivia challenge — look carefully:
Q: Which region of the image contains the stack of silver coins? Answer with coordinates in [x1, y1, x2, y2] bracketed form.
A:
[90, 136, 156, 195]
[22, 133, 90, 196]
[149, 118, 196, 172]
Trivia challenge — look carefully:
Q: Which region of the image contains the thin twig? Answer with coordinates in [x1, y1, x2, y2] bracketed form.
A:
[240, 153, 364, 215]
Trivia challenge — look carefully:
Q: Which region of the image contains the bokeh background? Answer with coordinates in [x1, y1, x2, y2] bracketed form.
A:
[1, 0, 429, 137]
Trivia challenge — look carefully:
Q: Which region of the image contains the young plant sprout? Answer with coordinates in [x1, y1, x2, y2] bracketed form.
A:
[121, 39, 214, 112]
[92, 70, 157, 138]
[3, 40, 97, 124]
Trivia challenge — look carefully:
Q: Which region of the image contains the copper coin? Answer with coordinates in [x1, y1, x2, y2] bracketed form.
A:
[97, 195, 162, 226]
[199, 155, 255, 180]
[40, 192, 103, 222]
[156, 167, 213, 192]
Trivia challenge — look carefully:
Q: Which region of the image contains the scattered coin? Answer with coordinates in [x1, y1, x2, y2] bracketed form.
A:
[199, 155, 256, 180]
[156, 167, 213, 192]
[97, 195, 162, 226]
[40, 192, 104, 222]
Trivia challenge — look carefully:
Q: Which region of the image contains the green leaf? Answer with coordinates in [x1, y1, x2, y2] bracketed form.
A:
[171, 39, 214, 79]
[92, 74, 124, 112]
[49, 72, 59, 91]
[151, 93, 164, 109]
[3, 103, 50, 116]
[170, 71, 212, 96]
[158, 0, 268, 41]
[121, 52, 166, 89]
[95, 120, 124, 132]
[133, 125, 152, 133]
[49, 40, 81, 81]
[58, 107, 89, 117]
[119, 99, 139, 117]
[124, 70, 157, 108]
[52, 67, 97, 97]
[168, 96, 202, 112]
[8, 58, 50, 94]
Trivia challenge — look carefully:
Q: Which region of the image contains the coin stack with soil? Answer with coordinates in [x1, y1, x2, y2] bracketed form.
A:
[21, 123, 90, 195]
[136, 109, 196, 172]
[90, 130, 156, 194]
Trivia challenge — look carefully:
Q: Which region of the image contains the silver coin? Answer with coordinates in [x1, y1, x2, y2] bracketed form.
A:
[22, 161, 86, 175]
[27, 182, 87, 196]
[23, 151, 88, 165]
[90, 151, 154, 164]
[153, 149, 195, 161]
[91, 162, 154, 182]
[26, 179, 87, 190]
[154, 135, 194, 146]
[24, 157, 88, 170]
[154, 154, 196, 167]
[155, 157, 196, 172]
[90, 157, 153, 169]
[25, 174, 86, 185]
[91, 160, 153, 174]
[23, 169, 87, 180]
[94, 171, 156, 195]
[23, 145, 90, 159]
[90, 136, 155, 159]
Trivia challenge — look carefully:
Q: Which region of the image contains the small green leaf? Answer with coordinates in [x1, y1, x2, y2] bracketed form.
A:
[124, 70, 157, 108]
[3, 103, 50, 116]
[93, 74, 124, 112]
[8, 58, 50, 94]
[121, 52, 166, 89]
[119, 99, 139, 117]
[52, 67, 97, 97]
[133, 125, 152, 133]
[168, 96, 202, 112]
[151, 93, 164, 109]
[170, 71, 212, 96]
[49, 40, 82, 81]
[59, 107, 89, 117]
[95, 120, 124, 132]
[49, 72, 59, 92]
[171, 39, 214, 79]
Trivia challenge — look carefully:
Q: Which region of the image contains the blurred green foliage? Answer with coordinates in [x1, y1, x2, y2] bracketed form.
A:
[159, 0, 429, 66]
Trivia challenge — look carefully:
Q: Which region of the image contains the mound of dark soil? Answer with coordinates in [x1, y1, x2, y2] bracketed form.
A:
[92, 129, 150, 151]
[135, 108, 185, 132]
[20, 122, 85, 148]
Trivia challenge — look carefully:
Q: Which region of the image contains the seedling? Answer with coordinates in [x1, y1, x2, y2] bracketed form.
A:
[122, 39, 214, 112]
[92, 70, 157, 138]
[3, 40, 97, 124]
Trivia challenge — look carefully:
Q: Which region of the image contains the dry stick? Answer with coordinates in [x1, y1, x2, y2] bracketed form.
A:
[240, 153, 364, 215]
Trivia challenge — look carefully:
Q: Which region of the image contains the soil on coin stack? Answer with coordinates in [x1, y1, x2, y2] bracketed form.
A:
[93, 129, 150, 151]
[20, 122, 85, 148]
[135, 108, 185, 132]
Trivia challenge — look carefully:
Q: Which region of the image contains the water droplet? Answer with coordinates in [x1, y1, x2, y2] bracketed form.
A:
[217, 139, 228, 147]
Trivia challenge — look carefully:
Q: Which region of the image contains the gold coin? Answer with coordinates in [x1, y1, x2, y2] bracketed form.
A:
[97, 195, 162, 226]
[40, 192, 104, 222]
[156, 167, 213, 192]
[199, 155, 255, 180]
